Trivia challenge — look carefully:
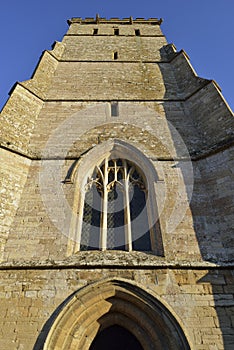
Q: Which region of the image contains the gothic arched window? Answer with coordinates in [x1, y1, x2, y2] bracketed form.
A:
[79, 158, 153, 251]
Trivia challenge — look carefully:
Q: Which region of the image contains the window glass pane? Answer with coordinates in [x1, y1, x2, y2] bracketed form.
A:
[107, 184, 125, 250]
[80, 186, 101, 250]
[130, 185, 151, 251]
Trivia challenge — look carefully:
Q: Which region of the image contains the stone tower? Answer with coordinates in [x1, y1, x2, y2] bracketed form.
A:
[0, 16, 234, 350]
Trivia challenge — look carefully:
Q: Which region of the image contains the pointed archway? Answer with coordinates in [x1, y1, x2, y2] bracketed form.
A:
[41, 279, 191, 350]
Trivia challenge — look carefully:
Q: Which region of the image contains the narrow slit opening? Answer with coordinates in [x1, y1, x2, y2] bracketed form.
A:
[93, 28, 98, 35]
[113, 51, 118, 60]
[114, 28, 119, 35]
[135, 29, 140, 36]
[111, 102, 119, 117]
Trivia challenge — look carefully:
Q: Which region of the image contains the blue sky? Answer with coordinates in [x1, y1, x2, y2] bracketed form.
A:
[0, 0, 233, 111]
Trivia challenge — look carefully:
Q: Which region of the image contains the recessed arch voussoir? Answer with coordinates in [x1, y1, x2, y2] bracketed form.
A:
[43, 278, 191, 350]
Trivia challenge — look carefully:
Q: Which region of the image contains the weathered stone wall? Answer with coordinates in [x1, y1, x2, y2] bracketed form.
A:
[27, 102, 198, 157]
[2, 159, 70, 262]
[66, 22, 164, 36]
[186, 83, 234, 150]
[0, 42, 65, 158]
[3, 150, 234, 265]
[194, 147, 234, 263]
[167, 50, 209, 97]
[0, 102, 199, 263]
[2, 100, 233, 264]
[2, 157, 198, 262]
[21, 43, 65, 99]
[0, 149, 31, 261]
[0, 85, 43, 155]
[62, 36, 167, 61]
[46, 61, 170, 100]
[0, 268, 233, 349]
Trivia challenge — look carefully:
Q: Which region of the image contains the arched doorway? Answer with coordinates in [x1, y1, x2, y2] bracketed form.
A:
[41, 279, 191, 350]
[90, 325, 143, 350]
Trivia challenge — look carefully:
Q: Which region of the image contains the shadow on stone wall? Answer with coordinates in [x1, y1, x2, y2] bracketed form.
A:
[198, 271, 234, 350]
[159, 45, 234, 349]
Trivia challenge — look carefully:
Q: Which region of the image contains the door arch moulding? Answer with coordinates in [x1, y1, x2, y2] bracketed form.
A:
[40, 278, 192, 350]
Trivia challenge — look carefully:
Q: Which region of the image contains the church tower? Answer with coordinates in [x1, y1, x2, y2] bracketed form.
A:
[0, 16, 234, 349]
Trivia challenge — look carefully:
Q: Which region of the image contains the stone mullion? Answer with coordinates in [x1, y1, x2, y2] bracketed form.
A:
[123, 160, 132, 251]
[106, 160, 118, 250]
[100, 158, 108, 250]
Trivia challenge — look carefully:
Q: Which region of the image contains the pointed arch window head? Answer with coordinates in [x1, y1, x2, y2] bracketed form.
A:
[80, 157, 152, 252]
[66, 139, 164, 257]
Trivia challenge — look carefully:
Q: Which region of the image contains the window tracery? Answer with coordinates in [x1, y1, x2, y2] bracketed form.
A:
[80, 157, 152, 251]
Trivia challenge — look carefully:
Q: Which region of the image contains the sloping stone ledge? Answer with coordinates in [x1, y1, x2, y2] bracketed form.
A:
[0, 251, 233, 270]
